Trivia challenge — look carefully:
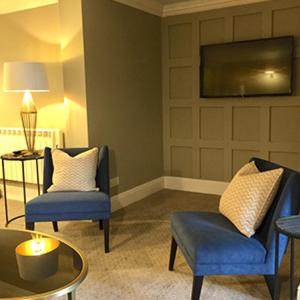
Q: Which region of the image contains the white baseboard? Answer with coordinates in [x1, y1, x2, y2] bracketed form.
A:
[1, 176, 226, 212]
[111, 176, 227, 212]
[111, 177, 164, 212]
[0, 183, 40, 202]
[164, 176, 228, 196]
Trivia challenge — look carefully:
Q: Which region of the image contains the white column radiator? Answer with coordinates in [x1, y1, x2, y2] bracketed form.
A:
[0, 128, 64, 184]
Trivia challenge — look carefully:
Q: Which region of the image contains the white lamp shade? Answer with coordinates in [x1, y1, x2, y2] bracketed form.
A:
[3, 62, 49, 92]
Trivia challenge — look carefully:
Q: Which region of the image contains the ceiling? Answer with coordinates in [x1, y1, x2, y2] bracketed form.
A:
[0, 0, 271, 17]
[0, 0, 57, 15]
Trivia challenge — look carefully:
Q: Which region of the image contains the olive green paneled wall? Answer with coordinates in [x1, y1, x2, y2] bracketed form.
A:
[162, 0, 300, 182]
[82, 0, 163, 193]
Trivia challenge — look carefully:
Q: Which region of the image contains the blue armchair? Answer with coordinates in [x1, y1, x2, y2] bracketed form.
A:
[25, 146, 111, 253]
[169, 157, 300, 299]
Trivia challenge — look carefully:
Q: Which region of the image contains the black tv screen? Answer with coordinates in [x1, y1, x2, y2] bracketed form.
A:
[200, 36, 294, 98]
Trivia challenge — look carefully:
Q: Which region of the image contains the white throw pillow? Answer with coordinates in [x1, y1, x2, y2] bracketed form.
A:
[47, 147, 99, 192]
[219, 162, 283, 237]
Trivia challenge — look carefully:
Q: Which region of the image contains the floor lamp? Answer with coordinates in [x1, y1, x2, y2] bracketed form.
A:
[3, 62, 49, 154]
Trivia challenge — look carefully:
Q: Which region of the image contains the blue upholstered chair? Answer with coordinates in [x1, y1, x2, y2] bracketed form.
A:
[169, 157, 300, 300]
[25, 146, 111, 253]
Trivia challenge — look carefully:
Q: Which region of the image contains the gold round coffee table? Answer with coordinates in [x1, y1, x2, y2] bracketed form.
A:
[0, 228, 88, 300]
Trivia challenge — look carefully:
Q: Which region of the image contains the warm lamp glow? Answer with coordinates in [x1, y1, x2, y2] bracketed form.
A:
[64, 97, 69, 107]
[3, 61, 49, 153]
[21, 91, 36, 113]
[265, 70, 275, 78]
[16, 237, 60, 257]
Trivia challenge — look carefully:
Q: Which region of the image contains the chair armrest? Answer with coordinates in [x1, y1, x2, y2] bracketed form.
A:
[43, 147, 53, 193]
[97, 145, 110, 196]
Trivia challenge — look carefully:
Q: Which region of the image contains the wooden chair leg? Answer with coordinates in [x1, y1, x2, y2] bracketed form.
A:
[103, 219, 109, 253]
[264, 274, 280, 300]
[191, 276, 204, 300]
[99, 220, 103, 230]
[52, 221, 59, 232]
[26, 222, 35, 231]
[169, 237, 177, 271]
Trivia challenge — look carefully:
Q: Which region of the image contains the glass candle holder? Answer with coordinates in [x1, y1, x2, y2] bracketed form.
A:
[15, 236, 60, 281]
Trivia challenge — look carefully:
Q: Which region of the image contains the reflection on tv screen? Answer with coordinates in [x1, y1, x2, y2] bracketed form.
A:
[200, 36, 294, 98]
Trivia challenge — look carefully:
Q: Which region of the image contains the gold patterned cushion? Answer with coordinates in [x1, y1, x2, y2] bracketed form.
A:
[219, 162, 283, 237]
[233, 161, 259, 177]
[48, 147, 99, 192]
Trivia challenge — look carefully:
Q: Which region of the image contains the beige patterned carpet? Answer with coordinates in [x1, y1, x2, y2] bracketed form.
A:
[0, 189, 299, 299]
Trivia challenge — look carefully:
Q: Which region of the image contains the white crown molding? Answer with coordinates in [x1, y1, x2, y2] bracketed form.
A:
[114, 0, 271, 17]
[0, 0, 271, 18]
[113, 0, 163, 16]
[163, 0, 271, 17]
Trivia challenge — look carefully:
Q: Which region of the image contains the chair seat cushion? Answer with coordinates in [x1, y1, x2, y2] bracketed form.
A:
[171, 212, 267, 268]
[26, 191, 110, 215]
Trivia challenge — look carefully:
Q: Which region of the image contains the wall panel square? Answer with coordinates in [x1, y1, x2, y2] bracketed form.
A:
[234, 13, 263, 41]
[170, 107, 193, 139]
[200, 148, 224, 180]
[270, 106, 300, 143]
[269, 151, 299, 170]
[232, 149, 260, 176]
[171, 146, 193, 177]
[169, 67, 193, 99]
[200, 18, 224, 45]
[200, 107, 224, 140]
[273, 7, 300, 46]
[233, 107, 260, 142]
[168, 23, 192, 59]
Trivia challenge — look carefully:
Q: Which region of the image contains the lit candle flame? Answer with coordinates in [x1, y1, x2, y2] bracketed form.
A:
[30, 238, 46, 255]
[16, 236, 60, 256]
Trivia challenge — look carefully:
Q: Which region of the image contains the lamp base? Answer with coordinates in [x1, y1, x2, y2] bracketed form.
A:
[20, 91, 37, 153]
[21, 112, 37, 153]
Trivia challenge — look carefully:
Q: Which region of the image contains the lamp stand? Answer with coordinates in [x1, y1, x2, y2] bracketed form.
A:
[20, 91, 37, 154]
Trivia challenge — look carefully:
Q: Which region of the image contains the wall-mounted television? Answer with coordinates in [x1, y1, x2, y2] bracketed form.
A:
[200, 36, 294, 98]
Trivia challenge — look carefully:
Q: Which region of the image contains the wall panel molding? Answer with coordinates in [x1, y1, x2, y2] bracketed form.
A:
[163, 0, 300, 182]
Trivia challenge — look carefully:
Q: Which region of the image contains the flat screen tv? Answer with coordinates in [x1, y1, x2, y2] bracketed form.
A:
[200, 36, 294, 98]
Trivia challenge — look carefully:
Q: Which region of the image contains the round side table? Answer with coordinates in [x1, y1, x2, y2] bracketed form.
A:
[275, 215, 300, 300]
[0, 228, 88, 299]
[1, 151, 44, 226]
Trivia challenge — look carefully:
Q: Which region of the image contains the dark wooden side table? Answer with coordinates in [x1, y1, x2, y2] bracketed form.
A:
[1, 151, 44, 226]
[275, 215, 300, 300]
